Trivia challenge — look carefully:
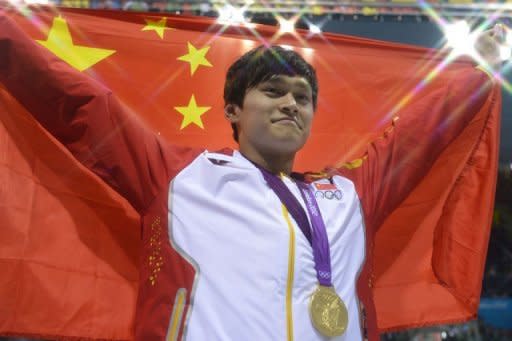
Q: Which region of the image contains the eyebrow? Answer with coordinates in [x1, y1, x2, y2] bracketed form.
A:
[264, 76, 312, 92]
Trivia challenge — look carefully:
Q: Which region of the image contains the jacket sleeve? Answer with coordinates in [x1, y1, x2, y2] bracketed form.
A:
[0, 12, 199, 214]
[337, 65, 497, 229]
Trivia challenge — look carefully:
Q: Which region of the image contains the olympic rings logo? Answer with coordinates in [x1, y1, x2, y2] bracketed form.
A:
[314, 190, 343, 200]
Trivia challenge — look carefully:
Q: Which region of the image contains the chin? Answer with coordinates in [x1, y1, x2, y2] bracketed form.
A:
[266, 137, 307, 155]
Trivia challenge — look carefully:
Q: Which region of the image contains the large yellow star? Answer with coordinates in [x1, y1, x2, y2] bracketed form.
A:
[141, 17, 173, 39]
[177, 42, 213, 76]
[37, 16, 116, 72]
[174, 95, 211, 129]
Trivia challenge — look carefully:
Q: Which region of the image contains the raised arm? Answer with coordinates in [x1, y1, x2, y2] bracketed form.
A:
[337, 66, 498, 229]
[0, 12, 199, 213]
[337, 26, 503, 229]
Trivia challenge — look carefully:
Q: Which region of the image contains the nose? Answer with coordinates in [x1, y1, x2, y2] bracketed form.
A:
[279, 92, 298, 115]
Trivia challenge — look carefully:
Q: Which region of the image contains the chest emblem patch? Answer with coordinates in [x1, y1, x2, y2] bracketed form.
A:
[313, 183, 343, 200]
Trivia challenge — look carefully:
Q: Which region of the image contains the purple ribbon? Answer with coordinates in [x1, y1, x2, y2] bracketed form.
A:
[295, 181, 333, 286]
[257, 166, 332, 287]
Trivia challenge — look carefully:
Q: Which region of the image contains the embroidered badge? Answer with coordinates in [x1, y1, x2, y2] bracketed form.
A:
[313, 183, 343, 200]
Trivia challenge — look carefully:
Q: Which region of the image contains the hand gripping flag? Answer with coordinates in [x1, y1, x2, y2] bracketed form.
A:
[0, 6, 501, 340]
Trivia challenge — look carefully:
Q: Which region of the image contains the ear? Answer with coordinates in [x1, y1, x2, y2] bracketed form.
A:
[224, 104, 241, 124]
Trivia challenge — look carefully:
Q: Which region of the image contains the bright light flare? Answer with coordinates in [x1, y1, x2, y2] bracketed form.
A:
[443, 20, 477, 57]
[444, 21, 512, 64]
[242, 39, 256, 50]
[277, 16, 296, 34]
[279, 44, 294, 50]
[309, 23, 322, 35]
[506, 27, 512, 46]
[217, 4, 247, 25]
[302, 47, 314, 56]
[499, 45, 512, 61]
[498, 24, 512, 61]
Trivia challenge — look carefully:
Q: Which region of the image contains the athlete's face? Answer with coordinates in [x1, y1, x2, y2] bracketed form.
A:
[226, 75, 315, 156]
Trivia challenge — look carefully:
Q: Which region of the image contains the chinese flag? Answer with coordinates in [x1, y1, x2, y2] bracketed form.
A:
[0, 6, 501, 340]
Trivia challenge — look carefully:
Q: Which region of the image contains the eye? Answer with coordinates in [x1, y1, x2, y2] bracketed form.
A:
[295, 93, 311, 104]
[264, 87, 281, 96]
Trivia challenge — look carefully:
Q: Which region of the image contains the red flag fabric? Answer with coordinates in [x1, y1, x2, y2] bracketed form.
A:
[0, 6, 501, 340]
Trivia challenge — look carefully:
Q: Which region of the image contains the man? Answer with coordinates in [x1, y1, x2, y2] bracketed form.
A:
[0, 12, 503, 341]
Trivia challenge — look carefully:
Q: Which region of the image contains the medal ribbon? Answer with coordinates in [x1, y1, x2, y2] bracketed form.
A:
[257, 167, 312, 245]
[296, 181, 332, 287]
[257, 166, 332, 287]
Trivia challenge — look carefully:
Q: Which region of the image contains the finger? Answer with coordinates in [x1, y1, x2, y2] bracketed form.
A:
[478, 29, 497, 45]
[493, 23, 506, 43]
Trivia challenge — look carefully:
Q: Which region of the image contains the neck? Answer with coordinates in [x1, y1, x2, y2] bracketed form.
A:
[239, 145, 295, 175]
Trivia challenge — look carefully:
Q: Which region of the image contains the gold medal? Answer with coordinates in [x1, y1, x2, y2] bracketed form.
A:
[309, 285, 348, 337]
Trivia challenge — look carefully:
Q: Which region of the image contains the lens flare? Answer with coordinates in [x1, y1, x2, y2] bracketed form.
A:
[309, 23, 322, 35]
[277, 16, 296, 34]
[217, 4, 247, 25]
[443, 20, 477, 58]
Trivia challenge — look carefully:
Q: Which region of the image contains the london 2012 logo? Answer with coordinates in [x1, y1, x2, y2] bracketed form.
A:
[313, 183, 343, 200]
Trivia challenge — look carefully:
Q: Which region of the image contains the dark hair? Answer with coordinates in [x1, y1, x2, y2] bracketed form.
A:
[224, 45, 318, 141]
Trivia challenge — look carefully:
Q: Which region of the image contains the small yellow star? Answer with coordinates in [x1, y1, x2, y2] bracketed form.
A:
[174, 95, 211, 129]
[141, 17, 173, 39]
[177, 42, 213, 75]
[37, 16, 116, 72]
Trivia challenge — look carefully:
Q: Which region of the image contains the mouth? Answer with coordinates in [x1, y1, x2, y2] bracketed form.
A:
[271, 117, 301, 129]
